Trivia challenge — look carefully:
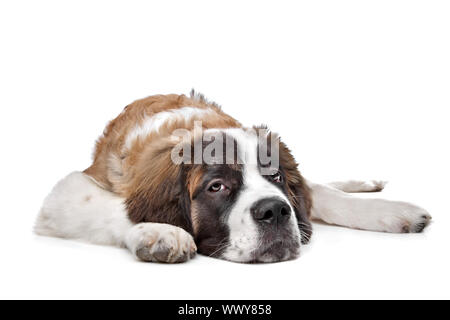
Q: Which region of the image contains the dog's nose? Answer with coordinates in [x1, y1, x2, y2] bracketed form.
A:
[251, 198, 291, 226]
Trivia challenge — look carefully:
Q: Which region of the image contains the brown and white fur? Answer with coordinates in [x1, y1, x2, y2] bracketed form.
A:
[34, 91, 432, 263]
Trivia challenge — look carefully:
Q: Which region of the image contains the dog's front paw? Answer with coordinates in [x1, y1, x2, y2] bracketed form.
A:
[380, 201, 432, 233]
[126, 223, 197, 263]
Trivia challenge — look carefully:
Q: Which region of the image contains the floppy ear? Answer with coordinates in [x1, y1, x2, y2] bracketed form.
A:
[279, 141, 313, 244]
[124, 140, 193, 234]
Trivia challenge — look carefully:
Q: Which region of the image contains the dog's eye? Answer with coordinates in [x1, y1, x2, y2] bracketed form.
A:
[208, 182, 226, 193]
[271, 171, 282, 183]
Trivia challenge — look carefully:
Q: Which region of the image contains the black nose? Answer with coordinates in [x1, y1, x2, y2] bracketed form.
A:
[251, 198, 291, 226]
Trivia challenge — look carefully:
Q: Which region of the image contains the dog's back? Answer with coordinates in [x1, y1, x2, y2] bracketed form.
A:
[84, 92, 241, 193]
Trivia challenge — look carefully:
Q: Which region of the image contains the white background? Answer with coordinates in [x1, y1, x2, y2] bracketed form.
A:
[1, 0, 449, 299]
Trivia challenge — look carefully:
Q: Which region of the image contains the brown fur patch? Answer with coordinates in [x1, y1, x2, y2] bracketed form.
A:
[190, 202, 200, 235]
[279, 140, 313, 243]
[84, 92, 241, 194]
[123, 138, 193, 232]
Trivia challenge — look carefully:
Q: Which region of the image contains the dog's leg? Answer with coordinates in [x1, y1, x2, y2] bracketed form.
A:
[327, 180, 387, 193]
[35, 172, 196, 262]
[307, 181, 432, 233]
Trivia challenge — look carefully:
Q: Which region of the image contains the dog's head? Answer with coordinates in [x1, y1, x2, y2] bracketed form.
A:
[125, 127, 312, 263]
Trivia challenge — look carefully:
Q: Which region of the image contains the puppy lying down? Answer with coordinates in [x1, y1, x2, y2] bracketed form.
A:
[35, 92, 431, 263]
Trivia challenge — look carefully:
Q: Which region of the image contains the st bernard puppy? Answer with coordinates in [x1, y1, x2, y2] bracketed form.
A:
[35, 91, 432, 263]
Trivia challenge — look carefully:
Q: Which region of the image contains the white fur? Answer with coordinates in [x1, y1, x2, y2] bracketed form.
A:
[34, 172, 196, 261]
[124, 106, 215, 150]
[307, 181, 432, 233]
[328, 179, 387, 193]
[221, 129, 301, 262]
[35, 172, 132, 246]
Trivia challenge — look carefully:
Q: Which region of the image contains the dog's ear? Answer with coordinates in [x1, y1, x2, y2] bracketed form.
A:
[125, 139, 193, 234]
[279, 140, 313, 244]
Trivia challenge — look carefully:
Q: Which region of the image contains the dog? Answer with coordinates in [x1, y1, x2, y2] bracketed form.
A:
[35, 91, 432, 263]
